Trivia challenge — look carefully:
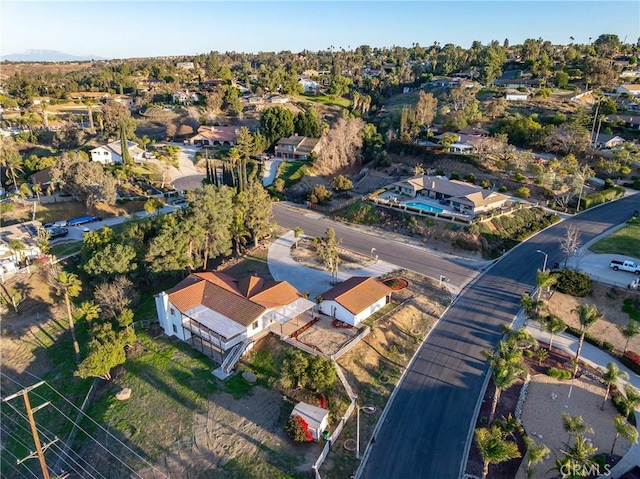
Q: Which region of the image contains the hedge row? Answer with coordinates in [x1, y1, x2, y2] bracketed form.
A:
[621, 350, 640, 375]
[579, 186, 625, 210]
[565, 325, 615, 352]
[553, 269, 592, 297]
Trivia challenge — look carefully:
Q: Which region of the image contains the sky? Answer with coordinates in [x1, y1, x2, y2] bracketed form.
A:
[2, 1, 639, 59]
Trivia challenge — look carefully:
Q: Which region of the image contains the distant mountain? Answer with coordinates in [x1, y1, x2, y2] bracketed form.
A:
[0, 49, 107, 62]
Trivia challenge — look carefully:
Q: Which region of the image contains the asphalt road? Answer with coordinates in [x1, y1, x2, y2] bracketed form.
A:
[359, 193, 640, 478]
[272, 203, 481, 291]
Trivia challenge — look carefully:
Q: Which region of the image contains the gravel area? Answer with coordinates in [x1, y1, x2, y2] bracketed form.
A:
[518, 375, 631, 478]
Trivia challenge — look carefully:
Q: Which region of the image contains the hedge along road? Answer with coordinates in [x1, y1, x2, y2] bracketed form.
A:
[358, 192, 640, 479]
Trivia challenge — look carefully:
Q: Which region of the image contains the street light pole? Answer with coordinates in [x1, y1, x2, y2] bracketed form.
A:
[536, 250, 548, 272]
[355, 396, 360, 460]
[370, 247, 376, 259]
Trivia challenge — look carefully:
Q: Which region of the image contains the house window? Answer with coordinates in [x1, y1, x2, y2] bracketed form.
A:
[251, 321, 258, 330]
[172, 324, 178, 334]
[170, 308, 176, 316]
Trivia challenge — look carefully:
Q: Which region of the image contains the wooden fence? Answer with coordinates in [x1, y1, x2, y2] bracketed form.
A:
[331, 326, 371, 361]
[306, 195, 362, 214]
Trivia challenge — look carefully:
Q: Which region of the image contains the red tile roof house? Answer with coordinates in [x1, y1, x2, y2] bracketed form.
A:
[317, 277, 393, 327]
[155, 272, 315, 378]
[189, 125, 239, 146]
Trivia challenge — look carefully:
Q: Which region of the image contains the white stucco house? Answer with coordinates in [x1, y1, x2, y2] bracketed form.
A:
[155, 272, 315, 369]
[318, 277, 392, 327]
[298, 78, 319, 93]
[290, 401, 329, 442]
[506, 93, 528, 101]
[90, 140, 145, 165]
[172, 90, 200, 105]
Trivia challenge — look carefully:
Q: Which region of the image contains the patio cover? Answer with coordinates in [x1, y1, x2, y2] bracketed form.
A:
[264, 297, 315, 324]
[184, 304, 245, 339]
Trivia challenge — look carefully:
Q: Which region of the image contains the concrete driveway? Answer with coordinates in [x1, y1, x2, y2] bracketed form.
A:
[567, 252, 640, 289]
[268, 231, 397, 298]
[262, 159, 282, 187]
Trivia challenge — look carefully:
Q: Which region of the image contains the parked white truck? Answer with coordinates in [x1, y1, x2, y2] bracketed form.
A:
[609, 259, 640, 274]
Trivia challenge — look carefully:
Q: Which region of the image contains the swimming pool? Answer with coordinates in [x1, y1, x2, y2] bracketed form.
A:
[404, 201, 444, 213]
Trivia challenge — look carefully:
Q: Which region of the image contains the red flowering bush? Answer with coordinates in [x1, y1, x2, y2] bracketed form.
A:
[285, 414, 313, 443]
[622, 351, 640, 375]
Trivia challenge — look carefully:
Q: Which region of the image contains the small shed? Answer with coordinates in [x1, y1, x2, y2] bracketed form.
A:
[290, 401, 329, 442]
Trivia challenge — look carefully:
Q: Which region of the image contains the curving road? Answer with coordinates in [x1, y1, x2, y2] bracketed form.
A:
[272, 203, 484, 293]
[358, 193, 640, 478]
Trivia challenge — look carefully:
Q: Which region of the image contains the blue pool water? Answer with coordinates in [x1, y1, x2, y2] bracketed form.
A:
[404, 202, 444, 213]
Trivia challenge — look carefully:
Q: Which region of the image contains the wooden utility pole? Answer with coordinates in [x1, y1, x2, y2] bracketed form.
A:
[3, 381, 57, 479]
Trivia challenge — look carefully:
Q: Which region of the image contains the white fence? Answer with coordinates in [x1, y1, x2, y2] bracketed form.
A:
[331, 326, 370, 361]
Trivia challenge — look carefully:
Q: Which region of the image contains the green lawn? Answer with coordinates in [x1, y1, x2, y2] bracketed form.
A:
[589, 220, 640, 258]
[276, 160, 307, 188]
[50, 240, 82, 258]
[82, 333, 218, 468]
[295, 93, 351, 109]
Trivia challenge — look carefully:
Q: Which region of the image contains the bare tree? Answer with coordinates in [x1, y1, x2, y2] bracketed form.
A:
[94, 276, 139, 320]
[415, 91, 438, 127]
[315, 117, 365, 174]
[560, 225, 581, 268]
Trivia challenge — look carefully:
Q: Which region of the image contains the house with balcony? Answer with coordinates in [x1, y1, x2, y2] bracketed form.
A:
[274, 136, 321, 160]
[155, 272, 315, 376]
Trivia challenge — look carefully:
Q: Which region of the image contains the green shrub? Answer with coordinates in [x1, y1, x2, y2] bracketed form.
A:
[553, 269, 591, 297]
[602, 341, 615, 352]
[450, 171, 460, 180]
[622, 298, 640, 321]
[498, 185, 508, 193]
[579, 186, 625, 210]
[514, 186, 531, 199]
[547, 367, 572, 379]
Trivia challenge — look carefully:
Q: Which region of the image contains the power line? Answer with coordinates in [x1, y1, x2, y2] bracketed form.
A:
[1, 446, 40, 479]
[3, 410, 104, 479]
[2, 372, 156, 479]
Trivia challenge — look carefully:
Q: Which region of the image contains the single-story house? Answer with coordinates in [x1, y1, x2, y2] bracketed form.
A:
[67, 92, 110, 101]
[189, 125, 239, 146]
[172, 90, 200, 105]
[29, 167, 53, 191]
[617, 85, 640, 97]
[90, 140, 145, 165]
[606, 114, 640, 130]
[298, 78, 319, 92]
[274, 136, 321, 160]
[202, 79, 226, 89]
[0, 220, 43, 274]
[31, 97, 51, 106]
[318, 276, 392, 327]
[433, 133, 483, 153]
[591, 133, 625, 149]
[111, 94, 134, 109]
[242, 94, 264, 105]
[268, 94, 289, 104]
[155, 272, 315, 364]
[391, 175, 510, 215]
[176, 61, 195, 70]
[506, 93, 528, 102]
[290, 401, 329, 442]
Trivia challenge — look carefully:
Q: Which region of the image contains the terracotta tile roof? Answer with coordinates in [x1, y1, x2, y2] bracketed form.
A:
[320, 277, 392, 315]
[167, 272, 304, 326]
[250, 281, 302, 309]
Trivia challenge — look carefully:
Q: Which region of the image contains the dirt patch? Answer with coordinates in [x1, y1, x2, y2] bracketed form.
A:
[290, 236, 376, 271]
[545, 282, 640, 355]
[296, 318, 359, 356]
[322, 270, 450, 478]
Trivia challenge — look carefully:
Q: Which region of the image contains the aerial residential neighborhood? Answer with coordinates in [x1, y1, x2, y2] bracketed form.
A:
[1, 2, 640, 478]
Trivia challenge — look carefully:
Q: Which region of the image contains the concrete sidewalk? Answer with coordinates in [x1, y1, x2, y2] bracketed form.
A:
[267, 230, 398, 298]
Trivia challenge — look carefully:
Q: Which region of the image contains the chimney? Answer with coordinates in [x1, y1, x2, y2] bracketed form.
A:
[431, 181, 435, 189]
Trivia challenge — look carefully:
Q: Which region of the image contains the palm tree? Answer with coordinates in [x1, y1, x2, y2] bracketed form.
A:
[571, 304, 603, 366]
[557, 435, 597, 478]
[536, 348, 548, 366]
[31, 183, 42, 204]
[501, 326, 538, 351]
[35, 228, 51, 258]
[616, 384, 640, 419]
[483, 340, 527, 423]
[520, 293, 544, 324]
[562, 413, 593, 443]
[474, 426, 521, 479]
[0, 137, 24, 192]
[601, 363, 629, 410]
[536, 269, 556, 300]
[542, 315, 567, 352]
[53, 271, 83, 362]
[619, 321, 640, 354]
[8, 239, 26, 265]
[611, 414, 638, 455]
[523, 436, 550, 479]
[494, 413, 523, 440]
